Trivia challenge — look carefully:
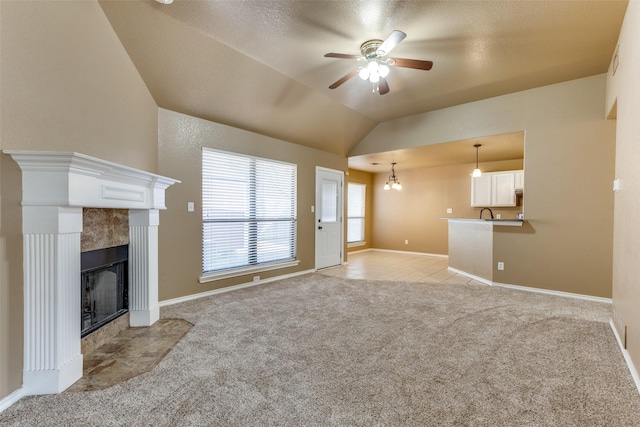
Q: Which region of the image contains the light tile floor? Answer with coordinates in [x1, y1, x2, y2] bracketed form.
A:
[320, 250, 487, 286]
[321, 249, 613, 324]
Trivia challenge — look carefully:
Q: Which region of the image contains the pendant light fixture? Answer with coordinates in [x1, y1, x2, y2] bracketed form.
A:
[472, 144, 482, 177]
[384, 162, 402, 190]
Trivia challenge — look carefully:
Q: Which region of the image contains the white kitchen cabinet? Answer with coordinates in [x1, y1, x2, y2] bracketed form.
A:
[515, 171, 524, 190]
[470, 174, 492, 207]
[471, 170, 523, 207]
[492, 172, 516, 206]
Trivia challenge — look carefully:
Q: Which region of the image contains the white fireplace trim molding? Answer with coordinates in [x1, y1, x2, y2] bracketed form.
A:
[4, 150, 180, 396]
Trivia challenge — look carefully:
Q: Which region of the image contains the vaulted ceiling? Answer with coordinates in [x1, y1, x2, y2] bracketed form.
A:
[99, 0, 627, 158]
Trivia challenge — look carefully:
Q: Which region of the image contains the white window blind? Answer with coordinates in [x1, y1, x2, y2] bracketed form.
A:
[347, 183, 365, 243]
[202, 148, 297, 274]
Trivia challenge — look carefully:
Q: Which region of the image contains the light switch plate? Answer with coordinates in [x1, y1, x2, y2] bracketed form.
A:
[187, 202, 195, 212]
[613, 179, 621, 192]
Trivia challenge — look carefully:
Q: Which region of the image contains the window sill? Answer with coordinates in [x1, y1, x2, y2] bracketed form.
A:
[199, 259, 301, 283]
[348, 241, 367, 248]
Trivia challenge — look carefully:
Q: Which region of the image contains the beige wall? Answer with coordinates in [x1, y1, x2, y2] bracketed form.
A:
[346, 169, 373, 252]
[157, 108, 347, 301]
[0, 1, 158, 401]
[448, 221, 493, 280]
[608, 2, 640, 378]
[352, 75, 615, 298]
[370, 159, 523, 254]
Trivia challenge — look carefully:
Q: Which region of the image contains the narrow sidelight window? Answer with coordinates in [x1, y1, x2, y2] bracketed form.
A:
[347, 183, 366, 243]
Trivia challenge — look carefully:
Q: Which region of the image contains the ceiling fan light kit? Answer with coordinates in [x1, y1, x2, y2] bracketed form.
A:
[325, 30, 433, 95]
[358, 60, 390, 83]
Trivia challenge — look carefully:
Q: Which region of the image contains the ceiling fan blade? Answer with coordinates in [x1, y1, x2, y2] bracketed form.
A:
[329, 69, 359, 89]
[392, 58, 433, 70]
[378, 78, 390, 95]
[324, 53, 361, 60]
[376, 30, 407, 56]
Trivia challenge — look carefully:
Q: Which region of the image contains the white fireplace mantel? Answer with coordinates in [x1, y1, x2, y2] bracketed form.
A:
[4, 150, 180, 396]
[4, 150, 178, 209]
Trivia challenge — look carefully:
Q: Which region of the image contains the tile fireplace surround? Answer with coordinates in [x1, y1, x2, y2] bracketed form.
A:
[4, 151, 179, 396]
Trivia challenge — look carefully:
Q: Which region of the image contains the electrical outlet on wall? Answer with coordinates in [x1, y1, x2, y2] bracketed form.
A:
[446, 208, 453, 214]
[497, 262, 504, 271]
[404, 240, 409, 245]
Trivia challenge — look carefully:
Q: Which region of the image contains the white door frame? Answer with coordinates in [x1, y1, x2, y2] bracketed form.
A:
[315, 166, 344, 270]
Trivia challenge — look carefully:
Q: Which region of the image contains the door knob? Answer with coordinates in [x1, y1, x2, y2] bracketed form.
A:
[318, 226, 323, 230]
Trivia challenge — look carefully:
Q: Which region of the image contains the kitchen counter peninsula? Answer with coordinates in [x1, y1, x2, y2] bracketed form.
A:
[441, 218, 525, 283]
[444, 218, 524, 226]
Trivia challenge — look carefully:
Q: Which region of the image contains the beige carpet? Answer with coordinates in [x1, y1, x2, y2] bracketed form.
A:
[1, 273, 639, 426]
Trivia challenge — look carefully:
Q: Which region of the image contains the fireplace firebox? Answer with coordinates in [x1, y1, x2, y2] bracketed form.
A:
[81, 245, 128, 337]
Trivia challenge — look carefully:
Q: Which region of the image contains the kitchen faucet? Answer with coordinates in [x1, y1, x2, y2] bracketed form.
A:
[479, 207, 494, 219]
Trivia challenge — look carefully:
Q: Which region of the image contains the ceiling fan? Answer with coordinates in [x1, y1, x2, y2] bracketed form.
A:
[324, 30, 433, 95]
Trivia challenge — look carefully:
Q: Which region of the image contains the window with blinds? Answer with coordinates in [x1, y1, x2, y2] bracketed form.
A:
[347, 183, 366, 243]
[202, 148, 297, 274]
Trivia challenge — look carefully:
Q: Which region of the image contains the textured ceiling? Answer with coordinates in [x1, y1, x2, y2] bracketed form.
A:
[99, 0, 627, 158]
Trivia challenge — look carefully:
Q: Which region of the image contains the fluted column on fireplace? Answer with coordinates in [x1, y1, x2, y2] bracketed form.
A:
[22, 206, 84, 395]
[129, 209, 160, 326]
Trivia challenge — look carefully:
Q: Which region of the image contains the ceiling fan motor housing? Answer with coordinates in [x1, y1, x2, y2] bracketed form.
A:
[360, 39, 384, 59]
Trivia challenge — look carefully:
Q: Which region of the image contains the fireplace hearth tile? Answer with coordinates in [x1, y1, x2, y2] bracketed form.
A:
[67, 318, 192, 392]
[81, 313, 130, 356]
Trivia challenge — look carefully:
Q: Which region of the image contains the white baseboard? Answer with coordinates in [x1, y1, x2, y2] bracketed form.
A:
[447, 267, 492, 285]
[448, 268, 612, 303]
[159, 269, 315, 307]
[368, 248, 448, 258]
[610, 319, 640, 396]
[493, 281, 612, 304]
[0, 387, 25, 413]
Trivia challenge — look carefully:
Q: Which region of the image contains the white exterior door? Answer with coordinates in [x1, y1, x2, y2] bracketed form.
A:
[315, 167, 343, 270]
